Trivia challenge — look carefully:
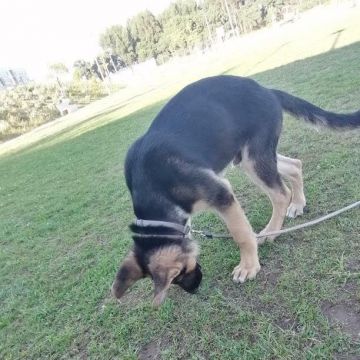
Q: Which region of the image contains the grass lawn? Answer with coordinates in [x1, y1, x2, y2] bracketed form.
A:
[1, 7, 360, 360]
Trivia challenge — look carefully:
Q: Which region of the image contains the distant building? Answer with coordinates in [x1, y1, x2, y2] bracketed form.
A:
[55, 98, 78, 116]
[0, 68, 30, 89]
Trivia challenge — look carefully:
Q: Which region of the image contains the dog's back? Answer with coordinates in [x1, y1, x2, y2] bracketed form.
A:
[147, 76, 282, 170]
[126, 75, 282, 180]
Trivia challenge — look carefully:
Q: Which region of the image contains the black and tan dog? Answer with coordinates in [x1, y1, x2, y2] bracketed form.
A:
[112, 75, 360, 306]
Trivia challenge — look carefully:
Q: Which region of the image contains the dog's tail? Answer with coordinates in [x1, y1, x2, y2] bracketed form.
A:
[272, 89, 360, 129]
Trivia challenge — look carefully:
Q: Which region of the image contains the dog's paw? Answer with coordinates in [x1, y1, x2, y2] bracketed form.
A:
[232, 260, 261, 284]
[286, 202, 306, 218]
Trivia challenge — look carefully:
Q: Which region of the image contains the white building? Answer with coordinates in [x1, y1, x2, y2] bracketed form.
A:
[0, 68, 30, 89]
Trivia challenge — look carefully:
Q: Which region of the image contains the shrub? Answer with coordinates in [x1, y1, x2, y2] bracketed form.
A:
[0, 79, 110, 142]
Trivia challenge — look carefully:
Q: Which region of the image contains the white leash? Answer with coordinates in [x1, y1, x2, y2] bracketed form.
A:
[256, 200, 360, 238]
[192, 201, 360, 240]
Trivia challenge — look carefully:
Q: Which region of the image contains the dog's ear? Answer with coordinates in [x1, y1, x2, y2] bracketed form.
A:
[111, 252, 143, 299]
[152, 268, 180, 307]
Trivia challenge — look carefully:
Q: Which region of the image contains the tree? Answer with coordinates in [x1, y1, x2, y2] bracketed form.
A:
[98, 0, 332, 67]
[73, 60, 93, 80]
[204, 0, 230, 32]
[129, 10, 163, 62]
[159, 1, 205, 57]
[105, 54, 126, 73]
[49, 63, 69, 76]
[49, 63, 69, 95]
[100, 25, 137, 65]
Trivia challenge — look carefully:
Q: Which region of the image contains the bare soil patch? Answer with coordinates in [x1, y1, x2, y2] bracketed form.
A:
[322, 301, 360, 340]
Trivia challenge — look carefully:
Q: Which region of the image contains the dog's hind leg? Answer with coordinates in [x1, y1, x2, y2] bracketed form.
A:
[192, 173, 260, 283]
[277, 154, 306, 218]
[240, 148, 292, 244]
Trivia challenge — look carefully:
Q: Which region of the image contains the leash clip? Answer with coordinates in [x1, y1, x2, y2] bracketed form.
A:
[191, 229, 213, 239]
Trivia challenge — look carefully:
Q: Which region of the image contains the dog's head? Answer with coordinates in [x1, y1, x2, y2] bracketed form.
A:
[112, 243, 202, 306]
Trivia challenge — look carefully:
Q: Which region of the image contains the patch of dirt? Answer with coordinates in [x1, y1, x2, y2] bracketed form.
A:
[218, 260, 284, 299]
[342, 278, 359, 298]
[259, 265, 283, 287]
[213, 261, 302, 336]
[98, 286, 151, 312]
[322, 301, 360, 340]
[334, 354, 360, 360]
[138, 341, 161, 360]
[275, 316, 301, 332]
[213, 260, 286, 316]
[138, 337, 172, 360]
[118, 284, 152, 307]
[67, 327, 90, 359]
[347, 258, 360, 272]
[97, 279, 153, 316]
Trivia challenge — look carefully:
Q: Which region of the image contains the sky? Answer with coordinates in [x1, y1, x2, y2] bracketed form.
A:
[0, 0, 173, 80]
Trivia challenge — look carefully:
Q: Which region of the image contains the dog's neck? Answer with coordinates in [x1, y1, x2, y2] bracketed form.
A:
[133, 196, 190, 227]
[130, 194, 194, 261]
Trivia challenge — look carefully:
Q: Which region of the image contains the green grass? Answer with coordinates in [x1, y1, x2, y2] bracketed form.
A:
[1, 36, 360, 360]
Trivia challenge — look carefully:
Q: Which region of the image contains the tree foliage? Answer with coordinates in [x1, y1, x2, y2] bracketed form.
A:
[99, 0, 331, 66]
[159, 1, 205, 59]
[130, 11, 163, 61]
[99, 25, 137, 65]
[73, 55, 124, 81]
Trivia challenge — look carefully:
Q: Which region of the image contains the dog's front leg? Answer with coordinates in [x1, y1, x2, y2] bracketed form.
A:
[192, 173, 261, 283]
[218, 198, 261, 283]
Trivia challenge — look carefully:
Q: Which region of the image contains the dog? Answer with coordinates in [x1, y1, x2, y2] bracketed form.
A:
[112, 75, 360, 306]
